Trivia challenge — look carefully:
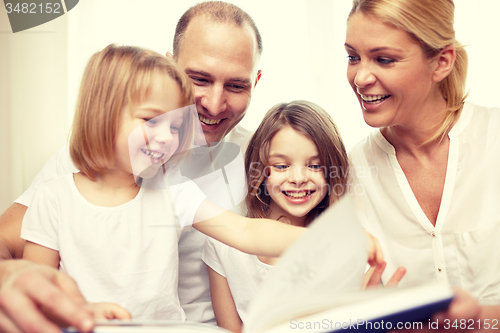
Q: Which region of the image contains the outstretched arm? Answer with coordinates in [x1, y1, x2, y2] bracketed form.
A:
[208, 267, 242, 333]
[193, 199, 306, 257]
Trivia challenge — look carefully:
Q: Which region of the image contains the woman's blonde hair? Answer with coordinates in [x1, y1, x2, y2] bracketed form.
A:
[349, 0, 468, 142]
[245, 101, 349, 226]
[70, 44, 194, 180]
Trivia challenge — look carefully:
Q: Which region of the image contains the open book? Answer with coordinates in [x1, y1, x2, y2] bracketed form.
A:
[64, 197, 453, 333]
[243, 197, 453, 332]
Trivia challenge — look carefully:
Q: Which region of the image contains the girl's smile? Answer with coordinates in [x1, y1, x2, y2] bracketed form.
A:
[265, 125, 328, 226]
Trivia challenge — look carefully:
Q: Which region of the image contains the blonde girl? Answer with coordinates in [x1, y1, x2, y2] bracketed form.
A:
[202, 101, 354, 333]
[20, 45, 307, 321]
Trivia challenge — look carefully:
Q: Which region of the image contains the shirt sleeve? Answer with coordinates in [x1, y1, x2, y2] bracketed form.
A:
[15, 143, 77, 207]
[201, 237, 227, 278]
[20, 183, 60, 251]
[168, 175, 207, 229]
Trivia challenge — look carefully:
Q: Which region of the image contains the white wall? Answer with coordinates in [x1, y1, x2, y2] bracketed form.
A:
[1, 0, 499, 212]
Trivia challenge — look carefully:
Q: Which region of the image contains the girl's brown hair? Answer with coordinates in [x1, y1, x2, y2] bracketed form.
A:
[70, 44, 194, 180]
[245, 100, 349, 226]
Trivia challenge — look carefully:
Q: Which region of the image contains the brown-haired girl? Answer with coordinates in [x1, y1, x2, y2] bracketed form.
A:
[203, 101, 359, 332]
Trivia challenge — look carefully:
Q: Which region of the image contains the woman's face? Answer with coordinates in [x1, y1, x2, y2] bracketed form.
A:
[345, 12, 439, 129]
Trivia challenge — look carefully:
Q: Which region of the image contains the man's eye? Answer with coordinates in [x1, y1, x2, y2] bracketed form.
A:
[190, 77, 208, 85]
[227, 84, 246, 92]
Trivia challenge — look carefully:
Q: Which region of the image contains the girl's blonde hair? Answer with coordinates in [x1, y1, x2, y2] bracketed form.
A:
[70, 44, 194, 180]
[349, 0, 468, 142]
[245, 101, 349, 226]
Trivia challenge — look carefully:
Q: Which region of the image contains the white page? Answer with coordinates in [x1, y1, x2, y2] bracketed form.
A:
[245, 196, 368, 333]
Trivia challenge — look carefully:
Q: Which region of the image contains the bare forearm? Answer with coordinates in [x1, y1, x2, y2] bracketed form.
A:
[237, 218, 306, 256]
[0, 203, 27, 260]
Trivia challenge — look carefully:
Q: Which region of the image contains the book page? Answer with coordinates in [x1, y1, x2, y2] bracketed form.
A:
[245, 196, 369, 332]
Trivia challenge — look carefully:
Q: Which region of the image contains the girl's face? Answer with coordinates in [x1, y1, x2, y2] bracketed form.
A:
[115, 75, 185, 179]
[265, 125, 328, 223]
[345, 12, 439, 129]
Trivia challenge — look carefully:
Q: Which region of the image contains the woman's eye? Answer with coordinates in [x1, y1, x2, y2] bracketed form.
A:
[347, 55, 360, 64]
[377, 57, 395, 65]
[273, 165, 289, 171]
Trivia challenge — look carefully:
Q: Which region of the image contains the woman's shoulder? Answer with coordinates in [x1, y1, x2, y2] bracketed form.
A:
[456, 102, 500, 136]
[348, 128, 393, 163]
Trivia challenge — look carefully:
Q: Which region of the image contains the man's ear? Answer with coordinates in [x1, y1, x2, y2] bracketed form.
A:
[166, 51, 174, 59]
[432, 45, 456, 83]
[254, 70, 262, 88]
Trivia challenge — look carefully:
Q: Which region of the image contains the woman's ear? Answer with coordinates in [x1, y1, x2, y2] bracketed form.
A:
[432, 45, 456, 83]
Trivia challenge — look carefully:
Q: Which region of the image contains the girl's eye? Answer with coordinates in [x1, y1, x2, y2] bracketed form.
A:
[309, 164, 322, 170]
[143, 118, 157, 126]
[171, 125, 180, 133]
[377, 57, 395, 65]
[273, 165, 289, 171]
[347, 55, 360, 64]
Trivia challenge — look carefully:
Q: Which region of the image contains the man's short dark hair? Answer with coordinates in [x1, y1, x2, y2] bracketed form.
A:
[173, 1, 263, 59]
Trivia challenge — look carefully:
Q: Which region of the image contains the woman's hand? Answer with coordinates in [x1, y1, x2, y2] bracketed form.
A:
[365, 231, 384, 267]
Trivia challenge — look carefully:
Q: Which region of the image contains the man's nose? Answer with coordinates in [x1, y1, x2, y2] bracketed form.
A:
[198, 84, 227, 116]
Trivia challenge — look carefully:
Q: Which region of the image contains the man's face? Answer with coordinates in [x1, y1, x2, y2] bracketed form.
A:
[175, 16, 261, 144]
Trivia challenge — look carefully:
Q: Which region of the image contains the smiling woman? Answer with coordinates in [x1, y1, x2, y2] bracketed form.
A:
[346, 0, 500, 322]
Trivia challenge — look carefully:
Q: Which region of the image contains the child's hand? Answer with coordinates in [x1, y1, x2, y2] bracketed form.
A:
[87, 302, 131, 320]
[365, 231, 384, 266]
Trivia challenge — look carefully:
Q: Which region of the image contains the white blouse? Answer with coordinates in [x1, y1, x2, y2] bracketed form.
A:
[349, 102, 500, 305]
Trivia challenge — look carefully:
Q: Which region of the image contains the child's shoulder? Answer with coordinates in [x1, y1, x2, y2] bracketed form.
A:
[36, 173, 74, 193]
[29, 173, 76, 206]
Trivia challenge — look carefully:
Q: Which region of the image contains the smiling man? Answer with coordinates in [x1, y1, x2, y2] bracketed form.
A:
[173, 2, 262, 145]
[0, 2, 262, 332]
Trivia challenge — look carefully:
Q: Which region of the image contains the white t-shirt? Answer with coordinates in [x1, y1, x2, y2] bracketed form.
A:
[15, 125, 252, 323]
[177, 125, 252, 324]
[349, 102, 500, 305]
[201, 237, 272, 324]
[20, 171, 206, 320]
